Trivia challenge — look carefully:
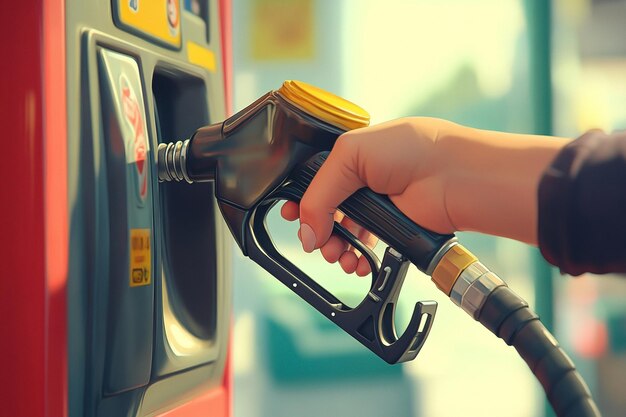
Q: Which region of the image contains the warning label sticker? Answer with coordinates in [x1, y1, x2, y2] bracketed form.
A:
[130, 228, 151, 287]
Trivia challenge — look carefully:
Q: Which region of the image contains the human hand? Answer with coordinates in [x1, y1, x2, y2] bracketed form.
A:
[281, 117, 457, 276]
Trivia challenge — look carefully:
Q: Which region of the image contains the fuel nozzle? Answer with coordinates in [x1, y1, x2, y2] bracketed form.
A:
[156, 80, 369, 209]
[157, 80, 369, 188]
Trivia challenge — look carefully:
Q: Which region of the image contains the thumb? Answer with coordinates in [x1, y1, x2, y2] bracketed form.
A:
[299, 136, 364, 252]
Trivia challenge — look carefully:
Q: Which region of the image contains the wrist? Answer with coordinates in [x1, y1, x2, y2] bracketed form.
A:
[436, 124, 570, 243]
[430, 121, 477, 231]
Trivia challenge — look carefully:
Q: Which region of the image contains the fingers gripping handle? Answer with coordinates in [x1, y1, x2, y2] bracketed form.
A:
[284, 152, 456, 273]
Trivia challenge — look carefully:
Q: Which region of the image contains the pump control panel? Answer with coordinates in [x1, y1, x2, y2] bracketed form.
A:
[64, 1, 232, 416]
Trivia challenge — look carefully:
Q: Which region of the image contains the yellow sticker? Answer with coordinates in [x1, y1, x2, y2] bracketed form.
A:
[116, 0, 181, 48]
[187, 41, 217, 73]
[130, 228, 151, 287]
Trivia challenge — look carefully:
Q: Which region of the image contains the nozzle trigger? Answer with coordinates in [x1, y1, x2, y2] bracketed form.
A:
[235, 187, 436, 364]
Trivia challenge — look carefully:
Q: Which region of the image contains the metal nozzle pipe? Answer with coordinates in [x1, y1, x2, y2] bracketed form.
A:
[157, 139, 193, 183]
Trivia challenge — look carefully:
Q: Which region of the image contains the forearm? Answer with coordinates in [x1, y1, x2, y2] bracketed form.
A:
[437, 122, 571, 244]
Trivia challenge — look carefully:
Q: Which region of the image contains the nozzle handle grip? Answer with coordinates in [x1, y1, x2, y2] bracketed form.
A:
[245, 151, 443, 363]
[283, 152, 455, 273]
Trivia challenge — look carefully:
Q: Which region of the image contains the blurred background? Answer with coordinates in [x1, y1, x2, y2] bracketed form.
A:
[229, 1, 626, 416]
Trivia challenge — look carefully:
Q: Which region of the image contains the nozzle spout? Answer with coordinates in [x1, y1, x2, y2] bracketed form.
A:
[157, 139, 193, 183]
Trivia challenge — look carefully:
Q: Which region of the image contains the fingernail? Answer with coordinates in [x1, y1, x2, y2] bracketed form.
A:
[300, 223, 316, 253]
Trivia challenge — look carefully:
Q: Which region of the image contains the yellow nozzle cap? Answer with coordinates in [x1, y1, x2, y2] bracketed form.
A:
[278, 80, 370, 131]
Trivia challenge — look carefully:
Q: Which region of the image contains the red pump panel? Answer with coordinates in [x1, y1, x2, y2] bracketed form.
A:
[1, 0, 230, 415]
[0, 0, 67, 416]
[0, 1, 46, 414]
[220, 0, 233, 116]
[43, 0, 69, 415]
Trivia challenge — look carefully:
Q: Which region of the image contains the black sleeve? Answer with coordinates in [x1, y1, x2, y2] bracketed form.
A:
[538, 129, 626, 276]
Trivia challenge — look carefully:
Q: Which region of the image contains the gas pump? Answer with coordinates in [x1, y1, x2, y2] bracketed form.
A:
[1, 1, 233, 416]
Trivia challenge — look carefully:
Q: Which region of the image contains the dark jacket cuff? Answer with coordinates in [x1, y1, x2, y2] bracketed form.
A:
[538, 129, 626, 275]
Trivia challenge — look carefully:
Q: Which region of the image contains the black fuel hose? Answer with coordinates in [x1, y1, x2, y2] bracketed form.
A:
[477, 286, 601, 417]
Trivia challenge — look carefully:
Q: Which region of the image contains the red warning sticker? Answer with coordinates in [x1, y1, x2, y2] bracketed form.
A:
[119, 74, 149, 203]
